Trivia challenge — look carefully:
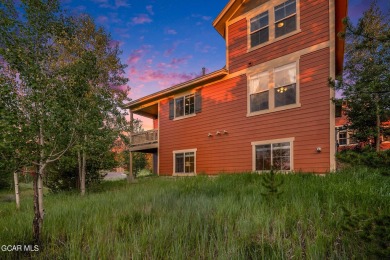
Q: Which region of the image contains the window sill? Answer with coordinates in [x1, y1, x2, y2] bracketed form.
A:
[172, 173, 196, 177]
[173, 114, 196, 121]
[247, 103, 301, 117]
[248, 29, 302, 53]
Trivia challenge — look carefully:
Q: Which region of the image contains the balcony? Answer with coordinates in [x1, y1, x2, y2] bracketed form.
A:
[130, 129, 158, 151]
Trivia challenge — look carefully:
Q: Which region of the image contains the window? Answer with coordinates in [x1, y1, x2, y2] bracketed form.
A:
[169, 90, 202, 120]
[274, 0, 297, 38]
[247, 0, 299, 50]
[248, 61, 298, 114]
[337, 129, 357, 146]
[173, 149, 196, 175]
[175, 94, 194, 117]
[249, 72, 269, 112]
[274, 63, 296, 107]
[252, 139, 293, 171]
[250, 11, 269, 48]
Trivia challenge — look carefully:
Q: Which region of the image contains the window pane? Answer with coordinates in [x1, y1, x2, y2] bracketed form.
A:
[250, 11, 268, 32]
[256, 145, 271, 170]
[275, 63, 296, 88]
[251, 27, 269, 47]
[272, 142, 291, 170]
[175, 97, 184, 117]
[185, 95, 195, 115]
[275, 83, 296, 107]
[249, 72, 268, 94]
[275, 0, 296, 22]
[251, 91, 269, 112]
[175, 153, 184, 173]
[275, 15, 296, 38]
[339, 132, 347, 145]
[185, 152, 195, 173]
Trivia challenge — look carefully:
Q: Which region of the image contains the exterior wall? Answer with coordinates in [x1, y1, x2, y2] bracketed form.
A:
[159, 47, 331, 175]
[228, 0, 329, 73]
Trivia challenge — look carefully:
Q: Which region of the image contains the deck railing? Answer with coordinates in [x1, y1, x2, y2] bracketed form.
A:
[131, 129, 158, 146]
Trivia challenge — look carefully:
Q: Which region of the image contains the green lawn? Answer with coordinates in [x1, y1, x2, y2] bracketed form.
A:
[0, 168, 389, 259]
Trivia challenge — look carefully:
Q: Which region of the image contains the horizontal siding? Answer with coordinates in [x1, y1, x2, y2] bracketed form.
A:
[159, 48, 331, 174]
[228, 0, 330, 73]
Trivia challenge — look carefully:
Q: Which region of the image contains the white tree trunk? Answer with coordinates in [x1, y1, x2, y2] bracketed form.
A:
[38, 166, 45, 220]
[81, 149, 86, 196]
[14, 171, 20, 209]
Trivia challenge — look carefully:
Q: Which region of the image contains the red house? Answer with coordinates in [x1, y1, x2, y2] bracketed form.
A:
[125, 0, 348, 175]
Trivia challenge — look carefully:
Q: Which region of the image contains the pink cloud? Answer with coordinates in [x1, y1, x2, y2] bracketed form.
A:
[165, 28, 177, 35]
[109, 40, 124, 48]
[126, 45, 151, 65]
[163, 40, 185, 57]
[96, 15, 108, 24]
[195, 42, 215, 53]
[115, 0, 130, 8]
[132, 14, 152, 25]
[138, 70, 196, 87]
[146, 5, 154, 15]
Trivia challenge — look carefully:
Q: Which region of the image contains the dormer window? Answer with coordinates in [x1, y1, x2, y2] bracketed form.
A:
[250, 11, 269, 48]
[274, 0, 297, 38]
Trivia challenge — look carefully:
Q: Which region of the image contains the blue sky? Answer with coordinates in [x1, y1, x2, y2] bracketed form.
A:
[61, 0, 389, 129]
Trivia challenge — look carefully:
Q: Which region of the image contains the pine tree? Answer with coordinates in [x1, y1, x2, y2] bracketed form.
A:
[331, 1, 390, 151]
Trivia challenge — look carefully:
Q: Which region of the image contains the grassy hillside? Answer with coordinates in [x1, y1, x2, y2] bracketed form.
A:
[0, 168, 389, 259]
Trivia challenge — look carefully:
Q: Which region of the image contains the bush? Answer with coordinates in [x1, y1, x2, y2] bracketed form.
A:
[336, 147, 390, 172]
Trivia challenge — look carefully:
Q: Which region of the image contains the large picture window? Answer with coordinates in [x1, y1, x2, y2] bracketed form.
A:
[252, 139, 293, 171]
[274, 0, 297, 38]
[250, 11, 269, 48]
[174, 150, 196, 174]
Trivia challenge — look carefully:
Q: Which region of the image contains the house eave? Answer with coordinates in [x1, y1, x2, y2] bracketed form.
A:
[213, 0, 244, 38]
[124, 68, 228, 110]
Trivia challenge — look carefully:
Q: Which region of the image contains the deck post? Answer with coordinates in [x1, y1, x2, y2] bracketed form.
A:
[128, 151, 135, 183]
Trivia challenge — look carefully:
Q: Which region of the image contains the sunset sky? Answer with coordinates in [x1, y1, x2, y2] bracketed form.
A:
[62, 0, 389, 129]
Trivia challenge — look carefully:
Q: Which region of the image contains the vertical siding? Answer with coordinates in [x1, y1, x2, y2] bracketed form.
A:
[228, 0, 330, 73]
[159, 48, 331, 175]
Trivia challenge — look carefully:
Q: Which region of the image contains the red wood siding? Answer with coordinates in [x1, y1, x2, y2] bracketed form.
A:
[159, 48, 331, 175]
[228, 0, 330, 73]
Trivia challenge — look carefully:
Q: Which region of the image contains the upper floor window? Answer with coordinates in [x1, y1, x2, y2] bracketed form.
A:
[248, 61, 298, 115]
[169, 90, 202, 120]
[175, 94, 194, 117]
[250, 11, 269, 48]
[247, 0, 299, 50]
[274, 0, 297, 38]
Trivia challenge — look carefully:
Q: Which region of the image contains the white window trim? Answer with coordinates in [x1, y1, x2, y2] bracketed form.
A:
[251, 137, 294, 172]
[172, 91, 197, 121]
[247, 60, 300, 117]
[172, 149, 197, 176]
[337, 130, 357, 146]
[245, 0, 301, 52]
[173, 93, 195, 120]
[249, 11, 270, 48]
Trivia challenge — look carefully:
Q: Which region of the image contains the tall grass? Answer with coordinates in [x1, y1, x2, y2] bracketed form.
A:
[0, 168, 389, 259]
